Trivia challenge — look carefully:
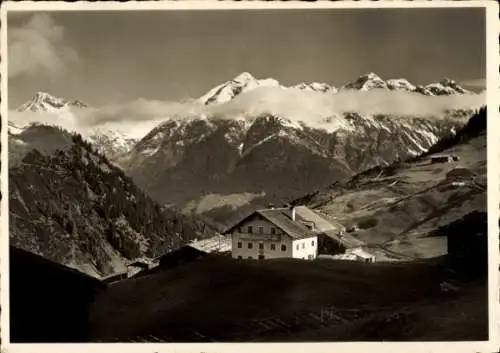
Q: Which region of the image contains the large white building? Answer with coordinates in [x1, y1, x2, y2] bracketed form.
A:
[225, 206, 325, 260]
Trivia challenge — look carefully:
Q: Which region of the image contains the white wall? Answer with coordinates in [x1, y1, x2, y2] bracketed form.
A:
[292, 236, 318, 260]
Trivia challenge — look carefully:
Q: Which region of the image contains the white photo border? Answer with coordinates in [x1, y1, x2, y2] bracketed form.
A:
[1, 1, 499, 353]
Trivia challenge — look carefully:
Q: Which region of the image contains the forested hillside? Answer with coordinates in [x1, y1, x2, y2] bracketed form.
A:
[9, 133, 215, 277]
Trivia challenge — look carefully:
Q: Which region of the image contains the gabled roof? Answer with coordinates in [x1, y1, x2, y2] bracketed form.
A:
[224, 205, 365, 248]
[257, 208, 317, 240]
[287, 206, 363, 248]
[223, 207, 317, 240]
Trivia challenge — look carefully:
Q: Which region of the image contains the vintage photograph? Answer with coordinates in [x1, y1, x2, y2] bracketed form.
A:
[2, 1, 496, 349]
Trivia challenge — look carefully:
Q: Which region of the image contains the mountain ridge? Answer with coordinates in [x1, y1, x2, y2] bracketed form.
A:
[121, 110, 470, 226]
[198, 71, 474, 105]
[11, 73, 482, 226]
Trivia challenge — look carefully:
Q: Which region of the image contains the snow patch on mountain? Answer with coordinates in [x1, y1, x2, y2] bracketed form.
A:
[86, 127, 138, 159]
[387, 78, 417, 92]
[8, 121, 26, 135]
[292, 82, 337, 93]
[341, 72, 388, 91]
[199, 72, 282, 105]
[17, 91, 87, 112]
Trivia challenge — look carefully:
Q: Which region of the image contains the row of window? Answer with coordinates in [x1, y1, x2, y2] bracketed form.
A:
[236, 240, 315, 251]
[238, 242, 287, 251]
[237, 254, 315, 260]
[240, 226, 277, 235]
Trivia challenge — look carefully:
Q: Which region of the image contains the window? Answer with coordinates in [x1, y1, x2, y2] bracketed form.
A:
[312, 240, 315, 246]
[239, 227, 243, 233]
[271, 227, 276, 235]
[248, 226, 253, 234]
[258, 255, 265, 260]
[271, 244, 276, 251]
[248, 256, 253, 260]
[296, 244, 299, 251]
[248, 242, 253, 249]
[237, 242, 242, 249]
[302, 243, 305, 249]
[281, 244, 287, 252]
[259, 227, 263, 234]
[259, 243, 264, 250]
[238, 256, 242, 260]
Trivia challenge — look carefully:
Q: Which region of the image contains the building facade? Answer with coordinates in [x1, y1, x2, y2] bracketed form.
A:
[226, 207, 319, 260]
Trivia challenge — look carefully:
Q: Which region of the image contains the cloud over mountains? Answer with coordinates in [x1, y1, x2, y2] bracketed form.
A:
[8, 13, 80, 79]
[9, 84, 486, 140]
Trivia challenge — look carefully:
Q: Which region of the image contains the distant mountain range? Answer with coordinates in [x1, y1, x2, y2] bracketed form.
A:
[197, 72, 473, 105]
[10, 72, 482, 227]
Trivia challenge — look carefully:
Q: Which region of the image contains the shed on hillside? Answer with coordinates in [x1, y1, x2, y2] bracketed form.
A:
[346, 247, 376, 263]
[431, 155, 453, 164]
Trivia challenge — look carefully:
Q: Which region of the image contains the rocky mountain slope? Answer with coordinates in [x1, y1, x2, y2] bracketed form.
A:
[9, 133, 214, 278]
[86, 128, 137, 162]
[120, 110, 471, 227]
[291, 107, 487, 260]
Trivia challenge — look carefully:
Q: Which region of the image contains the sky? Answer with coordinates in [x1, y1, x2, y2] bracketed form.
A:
[8, 8, 486, 109]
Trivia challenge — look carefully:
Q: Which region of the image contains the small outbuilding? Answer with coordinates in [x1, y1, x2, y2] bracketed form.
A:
[345, 247, 376, 263]
[431, 155, 453, 164]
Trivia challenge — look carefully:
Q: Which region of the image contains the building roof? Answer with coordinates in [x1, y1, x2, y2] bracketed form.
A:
[189, 234, 232, 253]
[257, 208, 317, 240]
[223, 207, 317, 240]
[289, 206, 364, 248]
[224, 205, 358, 242]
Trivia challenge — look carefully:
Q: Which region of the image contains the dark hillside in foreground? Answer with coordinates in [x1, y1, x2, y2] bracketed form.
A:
[433, 211, 488, 281]
[87, 255, 487, 342]
[9, 133, 215, 278]
[10, 246, 105, 342]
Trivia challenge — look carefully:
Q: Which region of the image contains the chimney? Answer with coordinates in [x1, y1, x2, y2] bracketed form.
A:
[292, 207, 296, 222]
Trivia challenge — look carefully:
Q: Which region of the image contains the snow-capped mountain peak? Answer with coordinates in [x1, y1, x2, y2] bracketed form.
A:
[232, 71, 256, 83]
[17, 91, 88, 112]
[386, 78, 417, 92]
[424, 78, 472, 96]
[199, 72, 282, 106]
[340, 73, 473, 96]
[341, 72, 387, 91]
[198, 71, 475, 108]
[292, 82, 337, 93]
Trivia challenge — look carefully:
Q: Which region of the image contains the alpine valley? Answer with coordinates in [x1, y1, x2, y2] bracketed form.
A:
[8, 72, 485, 278]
